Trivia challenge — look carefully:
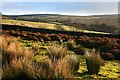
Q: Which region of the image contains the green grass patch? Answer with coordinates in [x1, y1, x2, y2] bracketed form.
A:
[19, 39, 120, 79]
[77, 59, 120, 78]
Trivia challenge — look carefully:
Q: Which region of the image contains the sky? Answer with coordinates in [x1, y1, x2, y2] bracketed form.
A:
[2, 2, 118, 16]
[2, 0, 120, 2]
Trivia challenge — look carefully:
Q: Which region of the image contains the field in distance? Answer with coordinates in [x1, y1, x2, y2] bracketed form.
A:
[2, 19, 110, 34]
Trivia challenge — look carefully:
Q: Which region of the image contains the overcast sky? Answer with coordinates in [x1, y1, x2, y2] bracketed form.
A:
[2, 2, 118, 16]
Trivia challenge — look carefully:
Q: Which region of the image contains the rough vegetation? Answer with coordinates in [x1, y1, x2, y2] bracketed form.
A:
[1, 35, 81, 79]
[1, 33, 120, 79]
[2, 24, 120, 60]
[85, 49, 105, 74]
[1, 18, 120, 79]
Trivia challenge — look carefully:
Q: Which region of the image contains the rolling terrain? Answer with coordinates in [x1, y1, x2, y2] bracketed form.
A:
[1, 14, 120, 79]
[2, 14, 119, 33]
[1, 24, 120, 60]
[2, 19, 111, 34]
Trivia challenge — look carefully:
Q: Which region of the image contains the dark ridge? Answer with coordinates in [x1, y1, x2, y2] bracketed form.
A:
[2, 24, 120, 38]
[2, 14, 64, 17]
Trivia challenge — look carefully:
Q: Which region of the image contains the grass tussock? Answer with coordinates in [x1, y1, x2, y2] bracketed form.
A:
[54, 59, 73, 78]
[3, 58, 33, 79]
[64, 54, 81, 73]
[84, 49, 105, 75]
[1, 35, 34, 64]
[46, 44, 81, 77]
[1, 35, 81, 79]
[46, 44, 68, 61]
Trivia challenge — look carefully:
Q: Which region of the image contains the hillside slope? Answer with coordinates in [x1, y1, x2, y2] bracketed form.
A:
[2, 14, 119, 33]
[2, 19, 110, 34]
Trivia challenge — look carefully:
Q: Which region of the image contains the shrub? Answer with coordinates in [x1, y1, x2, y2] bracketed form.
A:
[84, 49, 105, 75]
[73, 46, 85, 55]
[65, 42, 74, 50]
[109, 49, 120, 60]
[65, 40, 76, 50]
[65, 40, 85, 55]
[49, 35, 60, 41]
[101, 52, 114, 60]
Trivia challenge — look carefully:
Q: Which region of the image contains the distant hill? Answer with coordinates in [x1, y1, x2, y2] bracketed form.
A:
[2, 14, 119, 33]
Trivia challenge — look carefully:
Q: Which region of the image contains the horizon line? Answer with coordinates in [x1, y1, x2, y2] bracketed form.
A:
[2, 13, 118, 16]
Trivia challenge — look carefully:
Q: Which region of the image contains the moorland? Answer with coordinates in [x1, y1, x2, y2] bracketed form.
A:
[1, 14, 120, 79]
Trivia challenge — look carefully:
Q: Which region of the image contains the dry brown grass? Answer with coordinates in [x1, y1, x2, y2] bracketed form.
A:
[46, 44, 68, 61]
[46, 44, 81, 78]
[3, 58, 33, 79]
[1, 35, 81, 79]
[1, 35, 34, 64]
[54, 59, 73, 78]
[64, 54, 81, 73]
[1, 35, 35, 79]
